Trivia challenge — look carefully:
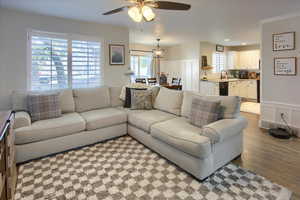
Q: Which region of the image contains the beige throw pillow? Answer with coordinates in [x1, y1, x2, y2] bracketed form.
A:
[154, 87, 183, 115]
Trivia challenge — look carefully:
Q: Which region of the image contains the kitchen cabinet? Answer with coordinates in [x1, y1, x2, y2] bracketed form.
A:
[229, 81, 240, 96]
[239, 81, 249, 98]
[200, 81, 219, 96]
[200, 80, 258, 100]
[226, 51, 238, 70]
[238, 50, 260, 69]
[247, 80, 257, 99]
[227, 50, 260, 70]
[233, 80, 257, 99]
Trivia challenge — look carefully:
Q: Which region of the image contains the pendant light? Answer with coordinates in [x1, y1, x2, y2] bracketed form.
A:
[153, 38, 164, 58]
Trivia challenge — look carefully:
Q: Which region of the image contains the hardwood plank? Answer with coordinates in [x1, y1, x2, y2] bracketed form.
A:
[233, 112, 300, 200]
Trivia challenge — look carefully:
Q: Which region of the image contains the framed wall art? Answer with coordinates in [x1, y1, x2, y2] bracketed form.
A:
[109, 44, 125, 65]
[273, 32, 295, 51]
[274, 57, 297, 76]
[216, 45, 224, 52]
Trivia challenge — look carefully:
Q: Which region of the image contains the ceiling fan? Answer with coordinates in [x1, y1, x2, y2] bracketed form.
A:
[102, 0, 191, 22]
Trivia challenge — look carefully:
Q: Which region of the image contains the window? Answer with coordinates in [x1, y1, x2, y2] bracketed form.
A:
[29, 31, 101, 91]
[212, 52, 226, 72]
[130, 55, 153, 79]
[72, 40, 101, 88]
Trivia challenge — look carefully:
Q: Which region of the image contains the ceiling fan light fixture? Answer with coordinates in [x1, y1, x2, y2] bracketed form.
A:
[142, 5, 156, 21]
[128, 6, 143, 22]
[154, 49, 162, 56]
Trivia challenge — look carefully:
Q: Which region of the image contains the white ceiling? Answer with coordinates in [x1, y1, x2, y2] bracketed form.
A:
[1, 0, 300, 46]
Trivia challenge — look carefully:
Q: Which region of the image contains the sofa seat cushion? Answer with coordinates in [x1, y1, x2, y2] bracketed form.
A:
[80, 108, 127, 131]
[15, 113, 85, 145]
[151, 118, 212, 159]
[128, 110, 176, 132]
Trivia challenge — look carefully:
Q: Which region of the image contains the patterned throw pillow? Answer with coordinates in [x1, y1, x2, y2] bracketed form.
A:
[130, 90, 153, 110]
[27, 93, 62, 122]
[190, 98, 221, 128]
[124, 87, 147, 108]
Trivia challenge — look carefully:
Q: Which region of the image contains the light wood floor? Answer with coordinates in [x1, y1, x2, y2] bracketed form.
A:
[234, 113, 300, 200]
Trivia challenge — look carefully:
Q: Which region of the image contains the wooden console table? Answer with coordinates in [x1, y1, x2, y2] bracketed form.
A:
[0, 111, 17, 200]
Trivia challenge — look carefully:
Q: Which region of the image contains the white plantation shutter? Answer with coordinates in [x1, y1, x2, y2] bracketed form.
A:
[213, 52, 226, 72]
[31, 36, 68, 90]
[72, 40, 101, 88]
[29, 31, 102, 91]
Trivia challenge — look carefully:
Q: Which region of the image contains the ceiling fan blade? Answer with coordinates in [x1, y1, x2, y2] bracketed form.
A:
[103, 7, 126, 15]
[154, 1, 191, 10]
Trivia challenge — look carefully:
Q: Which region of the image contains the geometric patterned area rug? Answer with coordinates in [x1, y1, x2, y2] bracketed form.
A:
[15, 136, 292, 200]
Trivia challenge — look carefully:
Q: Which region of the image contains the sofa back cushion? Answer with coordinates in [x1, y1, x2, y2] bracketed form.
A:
[110, 86, 124, 107]
[73, 87, 110, 112]
[58, 89, 76, 113]
[182, 91, 241, 119]
[12, 90, 28, 112]
[12, 89, 75, 114]
[154, 87, 183, 115]
[27, 93, 62, 122]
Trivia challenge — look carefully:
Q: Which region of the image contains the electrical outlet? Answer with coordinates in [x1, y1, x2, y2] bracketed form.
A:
[276, 109, 290, 125]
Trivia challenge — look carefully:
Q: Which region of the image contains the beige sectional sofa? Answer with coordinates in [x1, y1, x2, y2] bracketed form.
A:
[13, 86, 247, 180]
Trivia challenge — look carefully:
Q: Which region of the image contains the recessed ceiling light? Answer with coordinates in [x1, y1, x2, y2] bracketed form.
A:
[224, 39, 231, 42]
[242, 42, 247, 45]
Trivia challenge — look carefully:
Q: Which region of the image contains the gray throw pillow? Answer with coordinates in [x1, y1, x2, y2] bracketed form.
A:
[130, 90, 153, 110]
[190, 97, 221, 128]
[27, 93, 62, 122]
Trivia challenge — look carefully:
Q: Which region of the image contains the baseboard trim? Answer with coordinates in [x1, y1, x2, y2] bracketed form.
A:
[259, 119, 299, 137]
[260, 101, 300, 137]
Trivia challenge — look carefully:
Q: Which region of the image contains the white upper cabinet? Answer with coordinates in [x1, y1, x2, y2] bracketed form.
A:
[238, 50, 260, 69]
[226, 50, 260, 70]
[226, 51, 239, 70]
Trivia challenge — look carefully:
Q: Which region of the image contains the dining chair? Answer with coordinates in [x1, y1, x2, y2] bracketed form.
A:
[135, 78, 147, 84]
[147, 78, 157, 85]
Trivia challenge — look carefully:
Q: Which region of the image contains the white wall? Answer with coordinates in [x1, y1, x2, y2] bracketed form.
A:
[0, 8, 130, 110]
[129, 43, 154, 52]
[160, 42, 200, 91]
[260, 15, 300, 135]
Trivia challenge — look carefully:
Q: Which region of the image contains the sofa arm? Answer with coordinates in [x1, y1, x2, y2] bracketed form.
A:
[14, 111, 31, 129]
[201, 116, 248, 144]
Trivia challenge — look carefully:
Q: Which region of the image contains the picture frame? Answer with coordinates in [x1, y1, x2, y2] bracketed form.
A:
[273, 32, 295, 51]
[274, 57, 297, 76]
[109, 44, 125, 65]
[216, 45, 224, 52]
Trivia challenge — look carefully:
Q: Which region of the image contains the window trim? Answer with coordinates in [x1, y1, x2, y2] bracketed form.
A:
[130, 55, 153, 79]
[27, 29, 104, 90]
[212, 51, 226, 73]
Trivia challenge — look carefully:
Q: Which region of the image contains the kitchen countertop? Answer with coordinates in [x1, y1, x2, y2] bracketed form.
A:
[200, 78, 259, 83]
